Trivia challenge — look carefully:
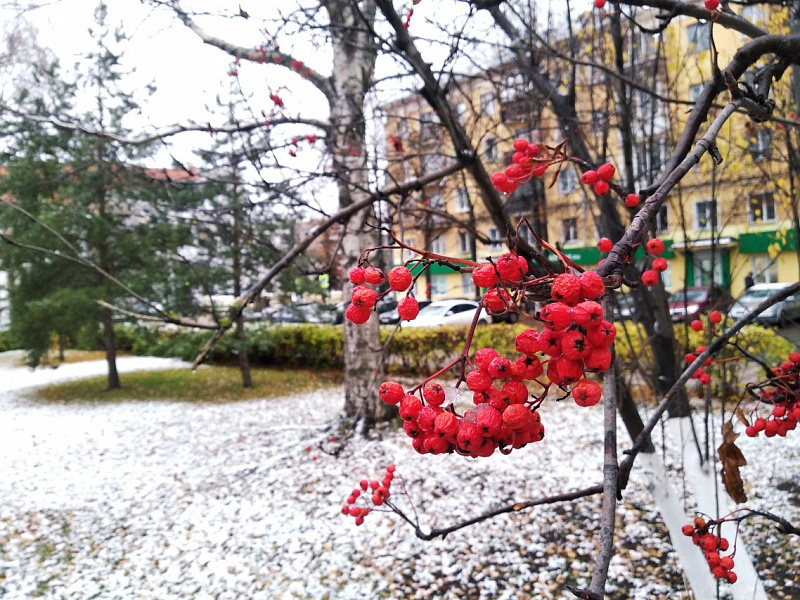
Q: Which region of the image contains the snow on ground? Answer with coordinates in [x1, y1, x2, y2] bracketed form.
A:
[0, 357, 798, 599]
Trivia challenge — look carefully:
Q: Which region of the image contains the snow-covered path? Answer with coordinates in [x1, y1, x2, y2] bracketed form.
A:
[0, 354, 797, 599]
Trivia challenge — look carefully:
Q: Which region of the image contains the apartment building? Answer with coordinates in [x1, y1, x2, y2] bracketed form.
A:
[382, 5, 797, 301]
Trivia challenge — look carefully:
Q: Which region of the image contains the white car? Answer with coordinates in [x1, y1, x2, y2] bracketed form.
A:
[728, 283, 800, 326]
[402, 299, 491, 328]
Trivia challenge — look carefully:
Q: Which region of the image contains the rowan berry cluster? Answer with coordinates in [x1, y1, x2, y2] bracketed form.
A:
[682, 517, 737, 583]
[744, 351, 800, 438]
[341, 465, 396, 526]
[345, 265, 419, 324]
[580, 163, 617, 197]
[489, 138, 552, 194]
[682, 311, 732, 385]
[372, 262, 615, 458]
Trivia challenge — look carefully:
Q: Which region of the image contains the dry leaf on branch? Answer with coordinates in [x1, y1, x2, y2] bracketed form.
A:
[717, 421, 748, 504]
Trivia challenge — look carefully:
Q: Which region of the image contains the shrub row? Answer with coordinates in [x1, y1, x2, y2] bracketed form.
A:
[114, 323, 527, 375]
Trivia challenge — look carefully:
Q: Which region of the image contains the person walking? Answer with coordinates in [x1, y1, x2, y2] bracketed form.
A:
[744, 272, 755, 289]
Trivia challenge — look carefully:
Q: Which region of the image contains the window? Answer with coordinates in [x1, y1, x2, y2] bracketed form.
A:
[518, 223, 536, 246]
[456, 188, 470, 213]
[660, 261, 673, 290]
[430, 234, 445, 254]
[689, 83, 705, 103]
[557, 166, 577, 194]
[455, 101, 466, 125]
[428, 194, 444, 210]
[687, 23, 710, 52]
[461, 273, 475, 297]
[481, 91, 496, 116]
[693, 250, 724, 286]
[487, 226, 504, 251]
[694, 199, 718, 230]
[562, 218, 578, 243]
[748, 192, 776, 223]
[752, 255, 778, 283]
[459, 231, 473, 254]
[396, 118, 408, 139]
[421, 153, 442, 175]
[591, 109, 610, 138]
[655, 204, 669, 233]
[635, 89, 655, 118]
[750, 129, 772, 161]
[403, 238, 416, 260]
[430, 274, 448, 296]
[484, 137, 498, 162]
[419, 111, 439, 141]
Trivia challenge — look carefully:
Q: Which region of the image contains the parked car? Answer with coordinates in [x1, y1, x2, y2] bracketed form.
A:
[379, 299, 432, 325]
[610, 292, 638, 321]
[668, 285, 733, 322]
[402, 299, 491, 328]
[728, 283, 800, 326]
[265, 305, 306, 323]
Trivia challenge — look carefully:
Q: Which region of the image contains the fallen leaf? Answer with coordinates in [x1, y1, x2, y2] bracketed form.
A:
[718, 422, 748, 503]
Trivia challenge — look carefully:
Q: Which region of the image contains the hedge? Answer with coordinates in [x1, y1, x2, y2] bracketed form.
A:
[114, 323, 527, 375]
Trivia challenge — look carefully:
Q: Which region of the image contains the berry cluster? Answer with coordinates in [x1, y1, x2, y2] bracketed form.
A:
[380, 347, 547, 458]
[682, 517, 737, 583]
[580, 163, 617, 197]
[744, 351, 800, 438]
[685, 343, 714, 385]
[345, 265, 419, 324]
[639, 238, 667, 287]
[341, 465, 396, 526]
[373, 267, 616, 459]
[534, 270, 616, 395]
[490, 138, 554, 195]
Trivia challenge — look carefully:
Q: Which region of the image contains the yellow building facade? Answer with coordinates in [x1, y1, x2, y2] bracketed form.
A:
[382, 6, 798, 302]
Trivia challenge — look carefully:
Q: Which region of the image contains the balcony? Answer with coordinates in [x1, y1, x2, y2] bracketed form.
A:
[500, 98, 537, 123]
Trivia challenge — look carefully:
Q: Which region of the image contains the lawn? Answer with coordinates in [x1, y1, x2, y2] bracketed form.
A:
[29, 366, 342, 403]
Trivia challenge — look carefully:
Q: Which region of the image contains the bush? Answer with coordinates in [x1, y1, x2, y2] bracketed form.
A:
[114, 322, 527, 375]
[0, 329, 19, 352]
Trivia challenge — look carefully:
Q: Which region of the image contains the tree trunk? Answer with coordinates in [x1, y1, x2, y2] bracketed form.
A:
[327, 0, 391, 429]
[101, 309, 120, 390]
[232, 202, 251, 388]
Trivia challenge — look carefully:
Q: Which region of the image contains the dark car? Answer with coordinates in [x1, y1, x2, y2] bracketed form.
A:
[728, 283, 800, 326]
[668, 285, 733, 322]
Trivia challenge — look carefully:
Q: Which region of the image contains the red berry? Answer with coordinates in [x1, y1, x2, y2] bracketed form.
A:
[641, 269, 659, 286]
[597, 237, 613, 253]
[587, 320, 616, 347]
[704, 0, 719, 10]
[496, 253, 524, 282]
[581, 170, 599, 185]
[645, 238, 665, 254]
[351, 285, 377, 308]
[483, 288, 511, 312]
[514, 330, 539, 356]
[540, 302, 573, 330]
[690, 319, 703, 332]
[593, 180, 610, 195]
[474, 347, 499, 371]
[472, 263, 498, 288]
[487, 356, 512, 379]
[364, 267, 385, 285]
[423, 383, 446, 406]
[551, 272, 582, 304]
[624, 193, 640, 208]
[652, 257, 668, 272]
[379, 381, 404, 405]
[681, 524, 695, 536]
[513, 138, 528, 151]
[572, 379, 602, 407]
[399, 394, 423, 421]
[579, 271, 605, 299]
[594, 0, 606, 8]
[397, 296, 420, 321]
[346, 303, 371, 324]
[584, 346, 612, 372]
[434, 411, 459, 437]
[597, 163, 616, 180]
[502, 404, 534, 429]
[572, 301, 604, 329]
[466, 369, 493, 392]
[387, 266, 413, 291]
[788, 352, 800, 363]
[512, 355, 543, 380]
[349, 267, 366, 285]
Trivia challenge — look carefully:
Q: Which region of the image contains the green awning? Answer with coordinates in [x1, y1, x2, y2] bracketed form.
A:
[738, 230, 797, 254]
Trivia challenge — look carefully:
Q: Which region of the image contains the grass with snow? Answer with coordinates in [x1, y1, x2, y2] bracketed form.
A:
[28, 366, 342, 403]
